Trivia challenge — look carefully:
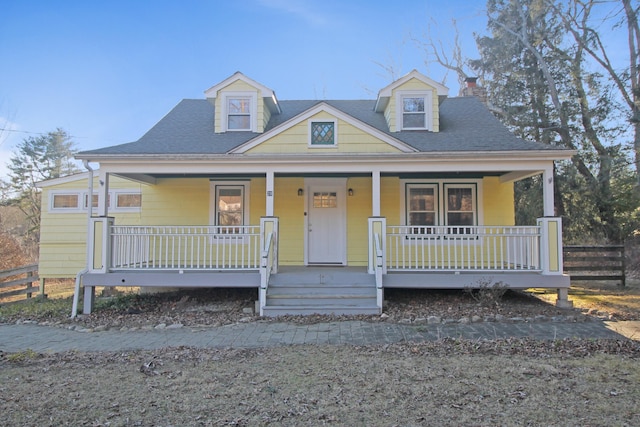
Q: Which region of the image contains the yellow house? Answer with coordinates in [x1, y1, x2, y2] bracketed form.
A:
[41, 71, 575, 316]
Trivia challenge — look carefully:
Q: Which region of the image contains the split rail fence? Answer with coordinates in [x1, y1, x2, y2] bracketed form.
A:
[0, 264, 40, 301]
[563, 245, 625, 286]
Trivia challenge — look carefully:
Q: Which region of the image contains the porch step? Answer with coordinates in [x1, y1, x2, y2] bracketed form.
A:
[262, 267, 380, 317]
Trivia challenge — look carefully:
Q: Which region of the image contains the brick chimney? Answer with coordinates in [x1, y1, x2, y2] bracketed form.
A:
[461, 77, 487, 103]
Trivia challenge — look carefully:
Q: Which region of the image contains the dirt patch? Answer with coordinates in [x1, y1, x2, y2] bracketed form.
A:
[1, 340, 639, 426]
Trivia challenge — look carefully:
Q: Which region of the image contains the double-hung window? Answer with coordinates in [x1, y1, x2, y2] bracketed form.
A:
[402, 97, 426, 129]
[211, 181, 250, 234]
[445, 185, 475, 232]
[396, 91, 433, 131]
[404, 182, 478, 235]
[406, 184, 437, 233]
[227, 98, 252, 131]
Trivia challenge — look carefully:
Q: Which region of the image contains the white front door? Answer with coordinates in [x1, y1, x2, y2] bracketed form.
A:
[306, 179, 347, 265]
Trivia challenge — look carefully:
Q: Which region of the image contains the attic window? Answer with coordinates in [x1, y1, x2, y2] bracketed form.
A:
[402, 97, 425, 129]
[227, 98, 251, 130]
[397, 91, 433, 131]
[309, 119, 337, 147]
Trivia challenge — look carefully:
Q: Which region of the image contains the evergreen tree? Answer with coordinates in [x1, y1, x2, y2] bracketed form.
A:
[3, 128, 79, 244]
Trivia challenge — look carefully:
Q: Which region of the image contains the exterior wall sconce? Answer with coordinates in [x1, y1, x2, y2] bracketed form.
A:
[298, 188, 304, 196]
[348, 188, 354, 196]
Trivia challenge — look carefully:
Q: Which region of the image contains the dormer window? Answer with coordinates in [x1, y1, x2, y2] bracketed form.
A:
[227, 98, 251, 130]
[402, 97, 426, 129]
[395, 90, 433, 131]
[220, 92, 258, 132]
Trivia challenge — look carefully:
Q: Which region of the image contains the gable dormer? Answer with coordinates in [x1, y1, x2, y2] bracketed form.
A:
[374, 70, 448, 133]
[204, 72, 281, 133]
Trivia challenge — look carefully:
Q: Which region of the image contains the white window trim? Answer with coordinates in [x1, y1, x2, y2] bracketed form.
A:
[396, 90, 433, 131]
[400, 180, 482, 227]
[220, 92, 258, 132]
[49, 190, 82, 213]
[308, 118, 338, 147]
[404, 183, 439, 226]
[443, 183, 478, 228]
[112, 191, 142, 212]
[48, 189, 142, 213]
[209, 180, 251, 228]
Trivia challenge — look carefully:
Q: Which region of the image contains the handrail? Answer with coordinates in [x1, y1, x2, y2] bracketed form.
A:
[259, 231, 275, 315]
[373, 232, 383, 311]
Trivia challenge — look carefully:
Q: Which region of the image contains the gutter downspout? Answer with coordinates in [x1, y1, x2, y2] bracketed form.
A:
[71, 160, 94, 318]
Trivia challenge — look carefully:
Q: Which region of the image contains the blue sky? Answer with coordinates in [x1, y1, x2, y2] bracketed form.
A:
[0, 0, 489, 178]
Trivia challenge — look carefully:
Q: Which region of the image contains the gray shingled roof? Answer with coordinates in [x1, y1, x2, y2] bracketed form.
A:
[78, 96, 565, 156]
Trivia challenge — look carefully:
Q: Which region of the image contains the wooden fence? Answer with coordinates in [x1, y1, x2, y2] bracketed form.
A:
[0, 264, 40, 300]
[563, 245, 625, 286]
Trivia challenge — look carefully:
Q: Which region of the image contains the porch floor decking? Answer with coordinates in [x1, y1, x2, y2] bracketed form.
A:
[383, 271, 570, 289]
[81, 271, 261, 288]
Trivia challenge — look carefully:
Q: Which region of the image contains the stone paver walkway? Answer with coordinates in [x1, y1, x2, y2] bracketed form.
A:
[2, 319, 637, 353]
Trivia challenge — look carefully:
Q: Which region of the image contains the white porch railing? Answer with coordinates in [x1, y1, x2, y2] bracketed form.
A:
[110, 225, 262, 271]
[386, 225, 541, 272]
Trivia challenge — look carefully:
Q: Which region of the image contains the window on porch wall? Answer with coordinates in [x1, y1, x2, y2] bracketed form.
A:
[215, 186, 244, 233]
[407, 184, 437, 233]
[445, 186, 475, 233]
[405, 183, 477, 233]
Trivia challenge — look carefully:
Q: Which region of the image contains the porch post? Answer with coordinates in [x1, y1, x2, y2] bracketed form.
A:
[542, 166, 554, 217]
[97, 170, 110, 217]
[537, 217, 563, 275]
[88, 217, 114, 274]
[537, 216, 572, 309]
[371, 170, 381, 217]
[85, 216, 114, 314]
[266, 171, 275, 216]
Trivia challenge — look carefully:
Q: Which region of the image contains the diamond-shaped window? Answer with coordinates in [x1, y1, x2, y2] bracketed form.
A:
[311, 122, 335, 145]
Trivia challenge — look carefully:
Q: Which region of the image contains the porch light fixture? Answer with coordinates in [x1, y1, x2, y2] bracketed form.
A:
[348, 188, 354, 196]
[298, 188, 304, 196]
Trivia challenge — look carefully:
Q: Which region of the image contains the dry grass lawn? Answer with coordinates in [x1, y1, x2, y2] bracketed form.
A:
[2, 343, 639, 426]
[2, 278, 640, 426]
[533, 278, 640, 320]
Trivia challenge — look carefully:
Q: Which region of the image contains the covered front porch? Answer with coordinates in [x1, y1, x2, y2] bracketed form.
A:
[80, 215, 569, 316]
[76, 154, 572, 316]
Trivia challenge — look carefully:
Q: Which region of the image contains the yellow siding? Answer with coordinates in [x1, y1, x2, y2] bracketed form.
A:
[346, 177, 372, 265]
[248, 178, 266, 224]
[273, 177, 305, 264]
[40, 174, 517, 277]
[262, 101, 271, 132]
[380, 176, 401, 224]
[246, 112, 402, 154]
[141, 178, 210, 225]
[482, 177, 514, 225]
[39, 175, 144, 278]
